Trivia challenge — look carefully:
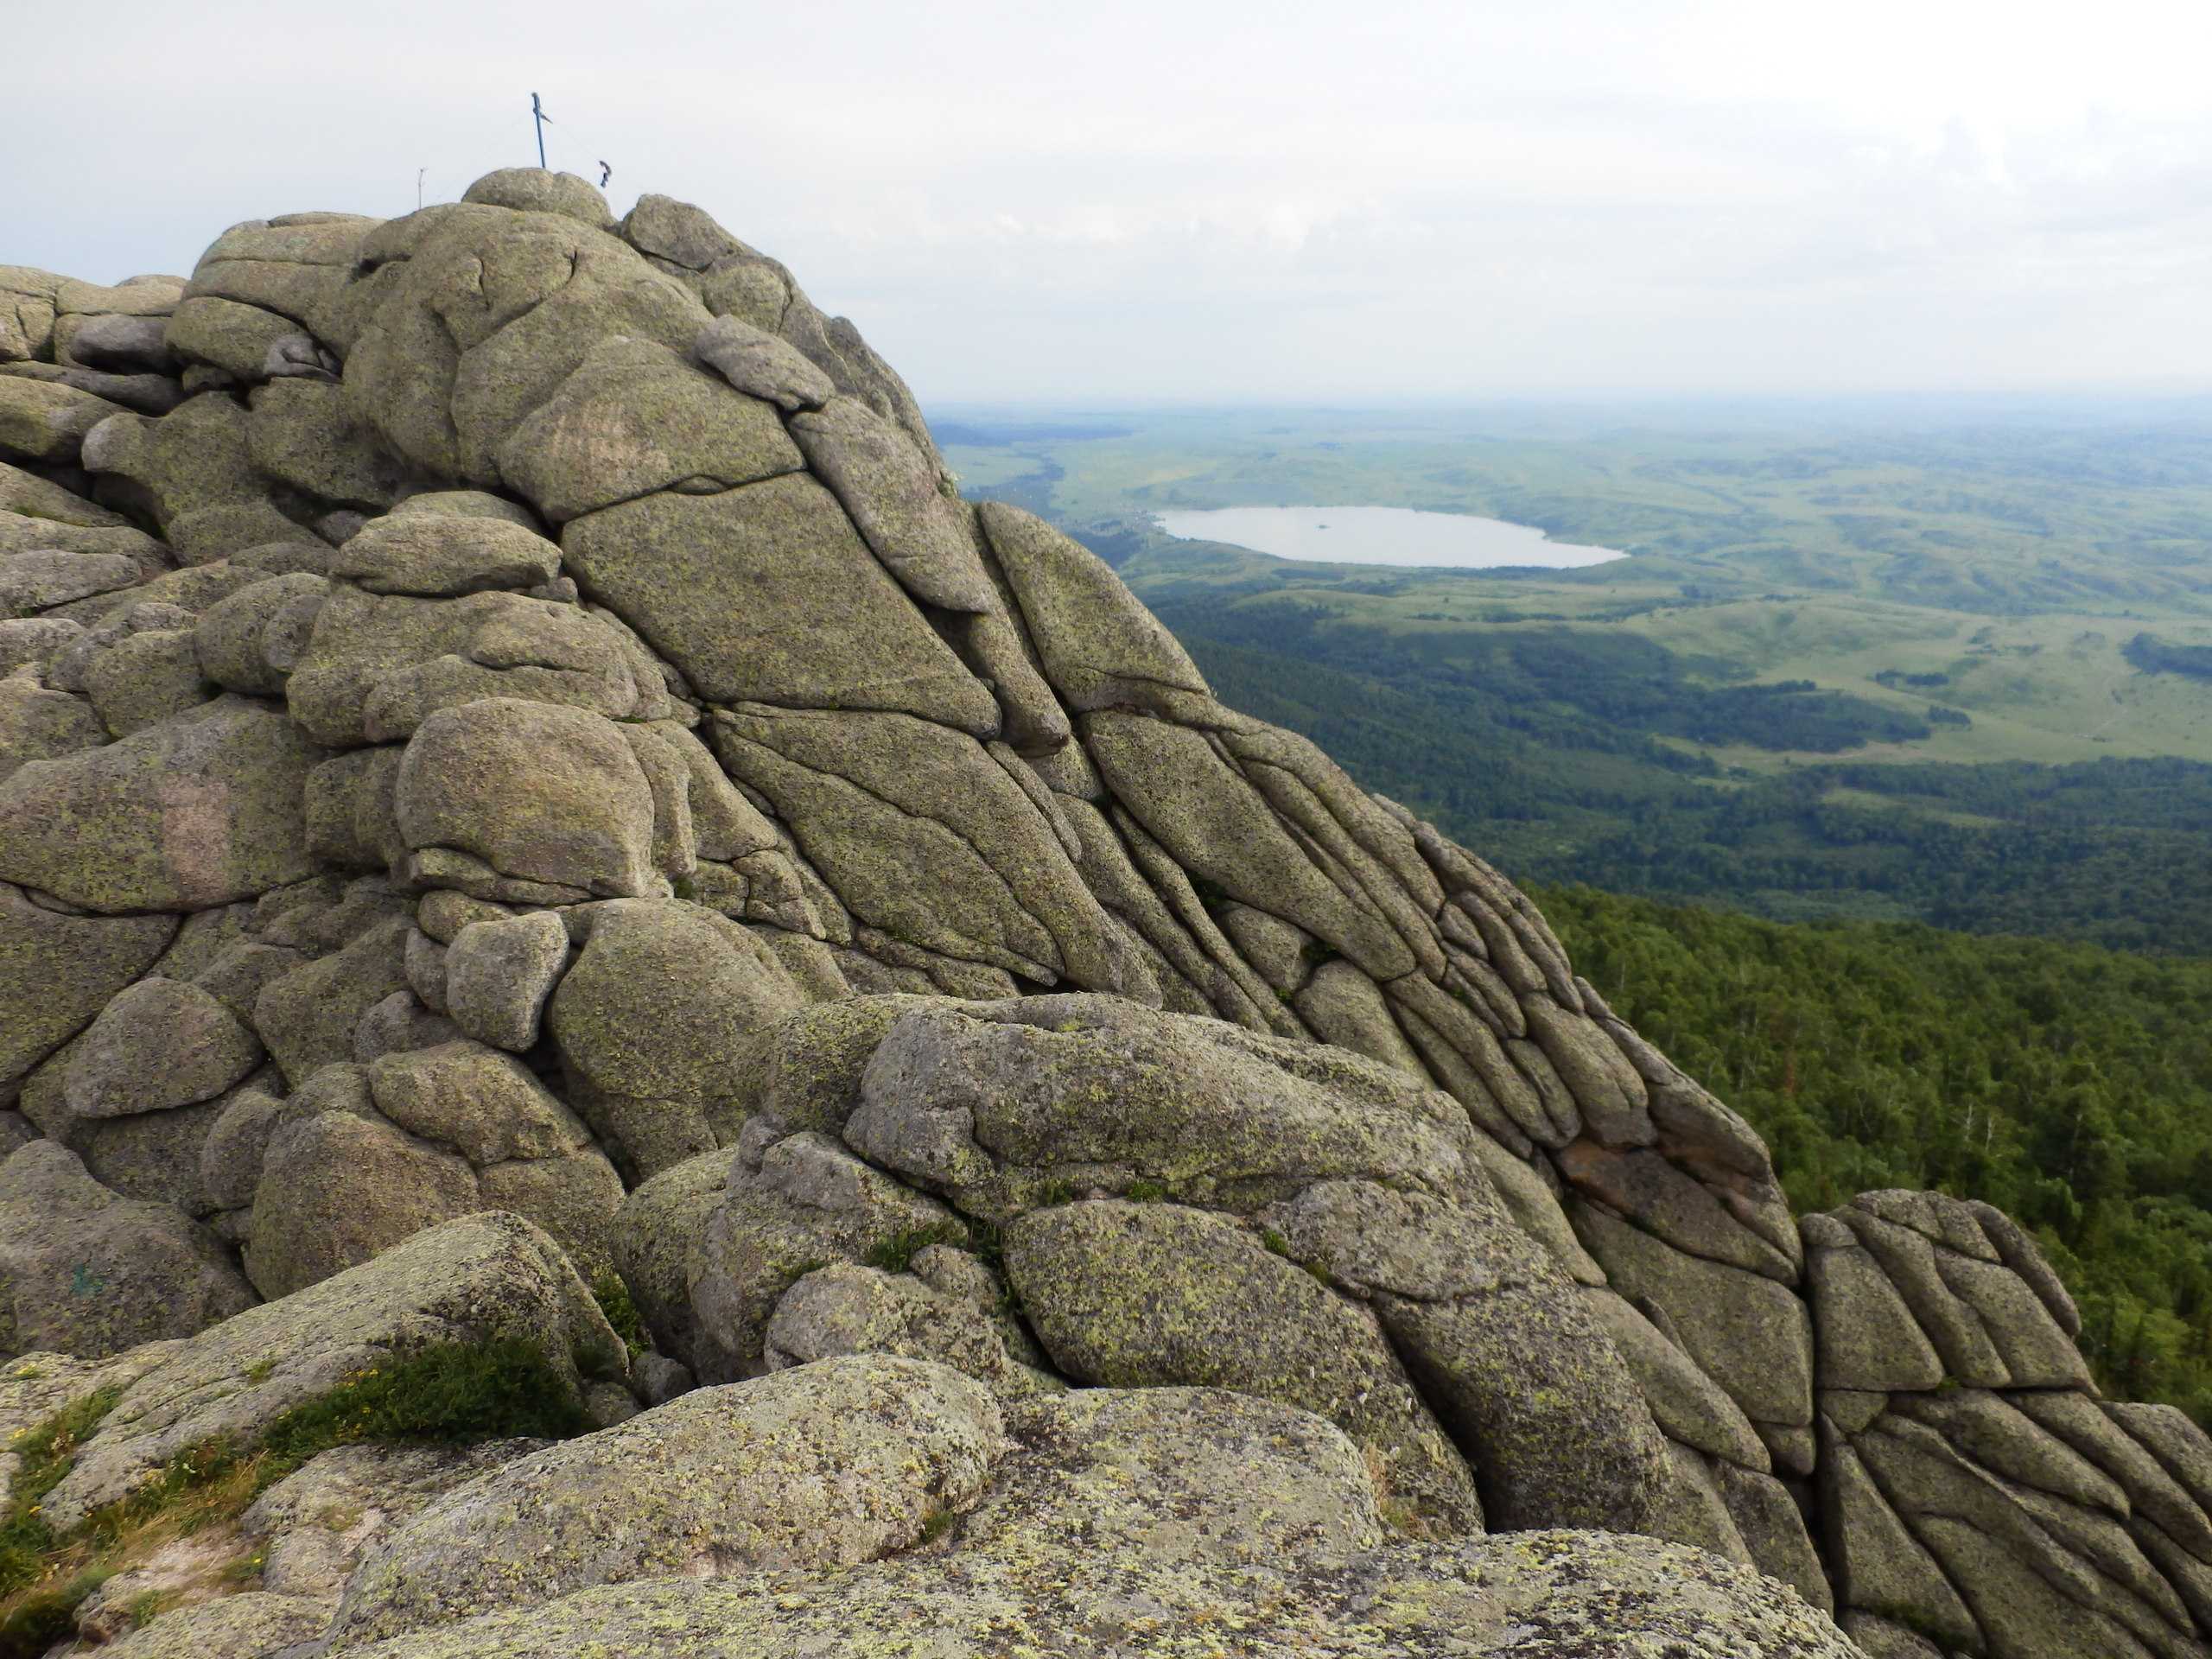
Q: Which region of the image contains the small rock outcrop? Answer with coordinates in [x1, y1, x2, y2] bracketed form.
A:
[0, 168, 2198, 1657]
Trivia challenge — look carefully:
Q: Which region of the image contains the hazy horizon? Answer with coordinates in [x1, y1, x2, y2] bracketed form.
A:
[13, 0, 2212, 407]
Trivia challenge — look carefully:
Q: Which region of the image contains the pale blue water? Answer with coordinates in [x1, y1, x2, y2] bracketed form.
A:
[1156, 505, 1624, 569]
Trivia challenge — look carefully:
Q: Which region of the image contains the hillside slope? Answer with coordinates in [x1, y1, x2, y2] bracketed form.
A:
[0, 170, 2202, 1658]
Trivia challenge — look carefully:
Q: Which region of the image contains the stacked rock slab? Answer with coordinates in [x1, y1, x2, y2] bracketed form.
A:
[0, 166, 2205, 1657]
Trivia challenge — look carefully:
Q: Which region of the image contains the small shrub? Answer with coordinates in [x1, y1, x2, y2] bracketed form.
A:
[862, 1226, 961, 1275]
[917, 1506, 957, 1544]
[256, 1339, 587, 1482]
[1259, 1227, 1294, 1259]
[590, 1274, 647, 1360]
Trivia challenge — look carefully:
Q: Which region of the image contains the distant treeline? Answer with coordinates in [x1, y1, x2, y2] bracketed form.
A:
[1156, 596, 1929, 754]
[1156, 599, 2212, 956]
[2126, 632, 2212, 680]
[1542, 886, 2212, 1420]
[935, 422, 1132, 447]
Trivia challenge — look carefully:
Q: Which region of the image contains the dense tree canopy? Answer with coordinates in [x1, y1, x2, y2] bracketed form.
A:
[1541, 887, 2212, 1420]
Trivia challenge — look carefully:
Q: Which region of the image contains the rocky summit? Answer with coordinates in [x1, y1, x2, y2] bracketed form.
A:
[0, 167, 2201, 1659]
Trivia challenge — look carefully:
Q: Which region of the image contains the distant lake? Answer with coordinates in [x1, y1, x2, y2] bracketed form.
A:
[1155, 505, 1624, 569]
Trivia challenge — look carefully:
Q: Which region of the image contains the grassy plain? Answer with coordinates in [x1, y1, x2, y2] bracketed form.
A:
[941, 402, 2212, 949]
[943, 402, 2212, 769]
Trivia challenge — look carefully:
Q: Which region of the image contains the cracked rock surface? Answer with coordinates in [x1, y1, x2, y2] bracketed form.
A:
[0, 168, 2185, 1657]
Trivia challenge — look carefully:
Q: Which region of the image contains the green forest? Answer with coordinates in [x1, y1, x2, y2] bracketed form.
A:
[1543, 887, 2212, 1421]
[1158, 602, 2212, 954]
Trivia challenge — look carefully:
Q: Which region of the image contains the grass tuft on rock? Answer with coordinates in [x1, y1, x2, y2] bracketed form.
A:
[590, 1274, 648, 1361]
[862, 1226, 963, 1275]
[0, 1339, 588, 1656]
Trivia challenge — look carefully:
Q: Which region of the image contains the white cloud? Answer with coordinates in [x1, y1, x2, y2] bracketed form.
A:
[9, 0, 2212, 400]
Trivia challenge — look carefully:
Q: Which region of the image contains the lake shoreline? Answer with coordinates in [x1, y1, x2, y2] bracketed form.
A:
[1153, 505, 1626, 569]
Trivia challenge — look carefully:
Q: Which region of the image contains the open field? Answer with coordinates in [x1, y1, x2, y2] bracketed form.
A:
[943, 402, 2212, 950]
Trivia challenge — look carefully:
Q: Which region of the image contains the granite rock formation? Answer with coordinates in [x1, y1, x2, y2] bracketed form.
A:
[0, 168, 2201, 1656]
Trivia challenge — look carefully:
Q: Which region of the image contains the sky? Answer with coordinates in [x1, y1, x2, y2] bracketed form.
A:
[11, 0, 2212, 404]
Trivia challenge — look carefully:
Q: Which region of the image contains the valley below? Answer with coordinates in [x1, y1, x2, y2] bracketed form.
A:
[944, 400, 2212, 952]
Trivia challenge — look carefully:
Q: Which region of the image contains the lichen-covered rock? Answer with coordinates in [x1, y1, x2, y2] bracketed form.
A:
[0, 694, 321, 912]
[328, 1355, 1007, 1646]
[498, 334, 803, 523]
[328, 512, 563, 596]
[0, 880, 175, 1093]
[694, 315, 836, 411]
[286, 586, 657, 748]
[563, 472, 997, 731]
[251, 915, 410, 1084]
[244, 1439, 544, 1600]
[245, 1079, 478, 1299]
[0, 1141, 253, 1358]
[548, 899, 807, 1177]
[65, 976, 264, 1118]
[980, 501, 1214, 719]
[1005, 1198, 1484, 1533]
[0, 376, 124, 465]
[442, 909, 569, 1051]
[461, 168, 616, 229]
[396, 698, 660, 900]
[95, 1591, 330, 1658]
[41, 1211, 623, 1530]
[787, 396, 998, 613]
[333, 1528, 1856, 1658]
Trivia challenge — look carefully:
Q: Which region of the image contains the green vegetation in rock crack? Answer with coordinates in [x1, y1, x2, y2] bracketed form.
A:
[966, 1220, 1007, 1273]
[125, 1587, 172, 1628]
[1377, 1497, 1427, 1538]
[1259, 1227, 1294, 1259]
[862, 1225, 964, 1275]
[0, 1384, 120, 1590]
[592, 1272, 648, 1360]
[1034, 1179, 1077, 1208]
[257, 1340, 589, 1470]
[1124, 1178, 1167, 1203]
[916, 1505, 959, 1547]
[245, 1357, 276, 1384]
[0, 1341, 589, 1656]
[671, 872, 700, 901]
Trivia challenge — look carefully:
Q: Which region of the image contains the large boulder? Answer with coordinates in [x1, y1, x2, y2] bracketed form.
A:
[0, 695, 320, 912]
[332, 1528, 1853, 1659]
[0, 1141, 253, 1357]
[327, 1355, 1007, 1645]
[0, 882, 174, 1095]
[38, 1211, 624, 1530]
[496, 334, 803, 524]
[394, 698, 661, 901]
[1004, 1198, 1483, 1532]
[548, 899, 807, 1178]
[65, 976, 264, 1118]
[561, 472, 997, 731]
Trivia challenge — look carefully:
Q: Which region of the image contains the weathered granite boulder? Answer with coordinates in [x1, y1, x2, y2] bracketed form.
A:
[39, 1211, 623, 1531]
[0, 1141, 253, 1357]
[2, 169, 2202, 1659]
[327, 1354, 1006, 1644]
